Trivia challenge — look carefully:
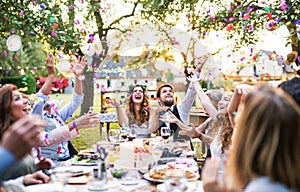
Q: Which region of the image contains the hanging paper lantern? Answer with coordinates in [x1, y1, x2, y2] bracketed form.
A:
[6, 35, 22, 51]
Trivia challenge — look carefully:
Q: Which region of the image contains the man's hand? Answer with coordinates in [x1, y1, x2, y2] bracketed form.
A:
[1, 115, 45, 160]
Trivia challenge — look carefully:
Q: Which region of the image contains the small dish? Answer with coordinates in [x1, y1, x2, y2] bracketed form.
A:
[88, 181, 108, 191]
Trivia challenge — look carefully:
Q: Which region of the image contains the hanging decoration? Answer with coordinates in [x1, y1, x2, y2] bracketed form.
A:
[6, 35, 22, 51]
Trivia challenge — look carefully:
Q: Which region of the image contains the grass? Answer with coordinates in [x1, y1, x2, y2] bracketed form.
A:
[46, 93, 120, 151]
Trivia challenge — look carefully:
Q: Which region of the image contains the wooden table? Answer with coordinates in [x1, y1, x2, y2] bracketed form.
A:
[189, 112, 209, 126]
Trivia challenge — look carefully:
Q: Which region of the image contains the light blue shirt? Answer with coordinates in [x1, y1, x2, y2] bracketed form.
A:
[0, 147, 17, 184]
[245, 177, 293, 192]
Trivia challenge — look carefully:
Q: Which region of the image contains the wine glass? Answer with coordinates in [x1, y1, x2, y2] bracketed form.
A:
[128, 126, 137, 141]
[149, 142, 164, 168]
[108, 130, 120, 143]
[161, 127, 171, 143]
[51, 162, 72, 192]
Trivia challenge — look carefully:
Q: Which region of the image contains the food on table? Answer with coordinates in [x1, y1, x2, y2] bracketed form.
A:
[149, 167, 196, 180]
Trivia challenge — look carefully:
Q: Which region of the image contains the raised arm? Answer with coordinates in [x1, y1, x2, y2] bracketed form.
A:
[110, 98, 128, 127]
[40, 54, 56, 95]
[227, 84, 254, 127]
[148, 101, 170, 133]
[188, 75, 218, 120]
[71, 56, 87, 96]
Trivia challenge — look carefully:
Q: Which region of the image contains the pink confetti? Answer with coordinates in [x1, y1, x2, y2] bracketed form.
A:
[3, 50, 8, 57]
[19, 10, 24, 16]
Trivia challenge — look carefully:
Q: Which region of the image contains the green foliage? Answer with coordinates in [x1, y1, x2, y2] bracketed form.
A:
[0, 0, 83, 54]
[0, 75, 36, 94]
[184, 0, 300, 50]
[0, 40, 48, 77]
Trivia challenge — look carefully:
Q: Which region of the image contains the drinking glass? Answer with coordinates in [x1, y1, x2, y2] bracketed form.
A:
[108, 130, 120, 143]
[161, 127, 171, 143]
[51, 162, 72, 192]
[149, 142, 164, 168]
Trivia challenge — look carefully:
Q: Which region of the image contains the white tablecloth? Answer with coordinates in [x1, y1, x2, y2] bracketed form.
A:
[99, 113, 118, 123]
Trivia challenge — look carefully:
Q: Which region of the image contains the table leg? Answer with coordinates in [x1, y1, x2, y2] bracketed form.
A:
[99, 122, 104, 140]
[106, 122, 110, 141]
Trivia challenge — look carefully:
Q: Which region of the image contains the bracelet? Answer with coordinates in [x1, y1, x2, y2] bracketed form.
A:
[73, 120, 80, 135]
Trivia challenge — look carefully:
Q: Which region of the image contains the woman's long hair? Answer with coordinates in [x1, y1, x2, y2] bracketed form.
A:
[211, 112, 233, 154]
[0, 84, 18, 140]
[226, 86, 300, 191]
[125, 85, 150, 125]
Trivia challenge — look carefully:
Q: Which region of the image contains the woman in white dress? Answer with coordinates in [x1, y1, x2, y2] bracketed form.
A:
[112, 85, 151, 138]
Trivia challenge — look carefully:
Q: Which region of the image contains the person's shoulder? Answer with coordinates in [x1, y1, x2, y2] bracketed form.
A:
[245, 177, 292, 192]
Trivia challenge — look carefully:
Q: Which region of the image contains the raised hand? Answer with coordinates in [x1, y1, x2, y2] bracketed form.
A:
[195, 54, 209, 73]
[187, 74, 201, 84]
[72, 56, 87, 76]
[45, 54, 56, 75]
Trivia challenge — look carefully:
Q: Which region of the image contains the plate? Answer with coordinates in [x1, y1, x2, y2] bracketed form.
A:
[143, 172, 200, 183]
[88, 181, 109, 191]
[71, 162, 97, 166]
[70, 166, 93, 177]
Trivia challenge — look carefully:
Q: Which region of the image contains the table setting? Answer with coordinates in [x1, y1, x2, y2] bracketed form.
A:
[23, 135, 203, 192]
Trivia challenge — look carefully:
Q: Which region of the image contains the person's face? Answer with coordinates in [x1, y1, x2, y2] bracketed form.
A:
[159, 86, 174, 107]
[23, 98, 31, 114]
[218, 93, 231, 114]
[132, 87, 144, 104]
[11, 90, 29, 120]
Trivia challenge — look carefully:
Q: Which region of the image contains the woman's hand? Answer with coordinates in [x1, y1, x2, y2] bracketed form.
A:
[23, 171, 50, 186]
[72, 56, 87, 76]
[159, 110, 178, 124]
[73, 112, 100, 130]
[202, 158, 223, 192]
[45, 54, 56, 75]
[195, 54, 209, 73]
[187, 74, 201, 84]
[178, 123, 197, 138]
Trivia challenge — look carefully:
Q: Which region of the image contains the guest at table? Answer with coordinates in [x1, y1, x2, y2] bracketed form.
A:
[149, 55, 209, 141]
[111, 84, 151, 138]
[202, 86, 300, 192]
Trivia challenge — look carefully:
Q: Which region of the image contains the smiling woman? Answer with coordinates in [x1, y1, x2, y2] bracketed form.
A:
[110, 84, 152, 139]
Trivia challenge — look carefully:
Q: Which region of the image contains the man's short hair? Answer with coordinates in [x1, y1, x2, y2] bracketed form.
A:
[156, 83, 175, 98]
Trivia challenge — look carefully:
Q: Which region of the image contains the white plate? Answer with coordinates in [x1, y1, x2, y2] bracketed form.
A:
[143, 172, 200, 183]
[70, 166, 93, 176]
[71, 162, 97, 166]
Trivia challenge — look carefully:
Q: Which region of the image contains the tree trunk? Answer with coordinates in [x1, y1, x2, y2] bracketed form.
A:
[80, 71, 94, 115]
